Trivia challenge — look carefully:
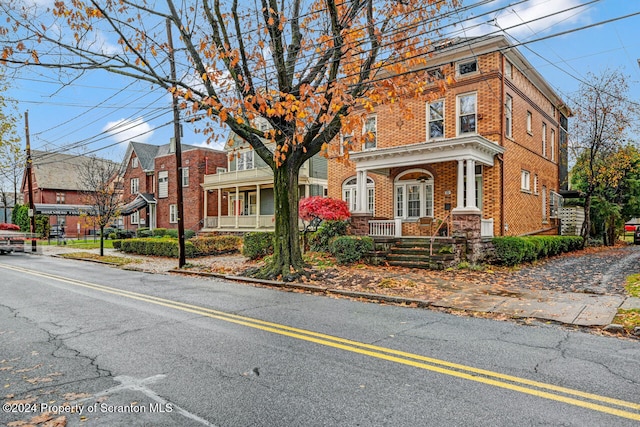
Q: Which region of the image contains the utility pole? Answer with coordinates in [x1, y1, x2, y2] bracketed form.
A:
[166, 18, 186, 268]
[25, 111, 37, 252]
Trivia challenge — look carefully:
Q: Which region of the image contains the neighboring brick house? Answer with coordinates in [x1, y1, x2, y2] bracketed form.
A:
[21, 150, 121, 237]
[200, 122, 328, 232]
[121, 140, 227, 232]
[327, 35, 570, 241]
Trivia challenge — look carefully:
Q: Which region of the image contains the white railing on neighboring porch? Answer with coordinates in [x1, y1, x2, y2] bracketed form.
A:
[369, 219, 403, 237]
[203, 215, 304, 230]
[481, 218, 494, 237]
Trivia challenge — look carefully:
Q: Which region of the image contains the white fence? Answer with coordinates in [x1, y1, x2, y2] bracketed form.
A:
[369, 219, 402, 237]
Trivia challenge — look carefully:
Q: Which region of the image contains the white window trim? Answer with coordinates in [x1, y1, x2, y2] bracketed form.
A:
[505, 95, 513, 138]
[427, 99, 445, 141]
[237, 150, 254, 171]
[551, 129, 556, 162]
[169, 204, 178, 224]
[340, 132, 353, 155]
[394, 170, 434, 219]
[457, 92, 477, 136]
[457, 59, 478, 77]
[182, 167, 189, 187]
[363, 116, 377, 151]
[158, 171, 169, 199]
[521, 170, 531, 192]
[131, 157, 139, 168]
[542, 123, 547, 158]
[342, 176, 375, 214]
[526, 111, 532, 135]
[131, 210, 140, 225]
[130, 178, 139, 195]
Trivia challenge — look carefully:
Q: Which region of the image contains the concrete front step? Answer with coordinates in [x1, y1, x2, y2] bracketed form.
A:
[387, 260, 448, 270]
[386, 253, 455, 262]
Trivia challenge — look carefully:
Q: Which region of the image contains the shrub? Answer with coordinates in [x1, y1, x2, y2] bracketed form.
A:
[119, 237, 195, 258]
[190, 235, 241, 256]
[108, 233, 117, 240]
[308, 220, 349, 252]
[185, 229, 196, 239]
[112, 240, 122, 250]
[153, 228, 168, 237]
[492, 235, 584, 266]
[165, 229, 178, 238]
[243, 232, 274, 260]
[137, 227, 152, 238]
[329, 235, 373, 265]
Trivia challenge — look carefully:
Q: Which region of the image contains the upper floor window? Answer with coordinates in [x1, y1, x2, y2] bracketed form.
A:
[505, 61, 513, 78]
[237, 151, 254, 171]
[521, 170, 531, 192]
[130, 178, 139, 194]
[526, 111, 532, 134]
[56, 192, 65, 204]
[181, 167, 189, 187]
[158, 171, 168, 198]
[542, 123, 547, 158]
[428, 68, 444, 80]
[458, 93, 477, 135]
[131, 157, 138, 168]
[551, 129, 556, 162]
[458, 60, 478, 76]
[363, 116, 377, 150]
[340, 132, 353, 155]
[505, 95, 513, 138]
[427, 100, 444, 140]
[217, 167, 227, 174]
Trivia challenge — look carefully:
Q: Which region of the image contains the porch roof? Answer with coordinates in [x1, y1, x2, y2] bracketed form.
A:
[350, 135, 505, 174]
[121, 193, 156, 216]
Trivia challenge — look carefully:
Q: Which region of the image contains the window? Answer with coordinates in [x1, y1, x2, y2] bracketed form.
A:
[394, 170, 434, 219]
[521, 170, 531, 192]
[526, 111, 532, 134]
[131, 210, 140, 225]
[363, 116, 377, 150]
[130, 178, 139, 194]
[182, 167, 189, 187]
[237, 151, 254, 171]
[458, 60, 478, 75]
[428, 68, 444, 80]
[542, 186, 547, 221]
[340, 132, 353, 155]
[427, 100, 444, 140]
[534, 174, 539, 195]
[131, 157, 139, 168]
[542, 123, 547, 157]
[505, 60, 513, 79]
[217, 167, 227, 173]
[342, 176, 375, 214]
[458, 93, 477, 135]
[550, 191, 561, 218]
[551, 129, 556, 162]
[56, 192, 65, 204]
[158, 171, 168, 198]
[169, 204, 178, 223]
[505, 95, 513, 138]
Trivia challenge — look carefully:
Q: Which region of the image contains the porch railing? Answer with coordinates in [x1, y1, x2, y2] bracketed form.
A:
[481, 218, 494, 237]
[369, 219, 402, 237]
[202, 215, 301, 230]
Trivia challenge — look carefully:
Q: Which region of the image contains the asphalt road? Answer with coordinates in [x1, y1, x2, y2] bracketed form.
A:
[1, 253, 639, 426]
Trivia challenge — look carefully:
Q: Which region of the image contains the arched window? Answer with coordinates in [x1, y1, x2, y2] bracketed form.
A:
[342, 176, 375, 214]
[394, 170, 434, 219]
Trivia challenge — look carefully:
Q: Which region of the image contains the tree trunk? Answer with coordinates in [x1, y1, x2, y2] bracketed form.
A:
[99, 225, 105, 257]
[580, 194, 591, 248]
[256, 164, 305, 281]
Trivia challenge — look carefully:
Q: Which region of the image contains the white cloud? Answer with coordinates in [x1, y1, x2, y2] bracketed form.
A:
[459, 0, 590, 40]
[102, 117, 154, 145]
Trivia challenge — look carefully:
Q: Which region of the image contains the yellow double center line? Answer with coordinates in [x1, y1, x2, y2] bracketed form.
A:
[2, 263, 639, 421]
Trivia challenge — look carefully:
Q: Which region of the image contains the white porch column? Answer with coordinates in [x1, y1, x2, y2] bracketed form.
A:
[234, 186, 240, 228]
[304, 184, 310, 198]
[456, 160, 465, 209]
[255, 184, 261, 229]
[465, 159, 477, 210]
[203, 188, 208, 226]
[217, 188, 222, 229]
[355, 169, 368, 213]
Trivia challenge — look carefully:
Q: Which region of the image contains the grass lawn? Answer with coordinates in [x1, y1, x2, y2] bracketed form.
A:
[57, 251, 136, 266]
[612, 274, 640, 333]
[37, 238, 115, 249]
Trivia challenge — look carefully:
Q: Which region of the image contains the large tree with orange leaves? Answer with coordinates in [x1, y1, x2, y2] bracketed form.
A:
[1, 0, 458, 279]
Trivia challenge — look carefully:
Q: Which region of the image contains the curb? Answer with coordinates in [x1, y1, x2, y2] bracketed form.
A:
[169, 269, 431, 308]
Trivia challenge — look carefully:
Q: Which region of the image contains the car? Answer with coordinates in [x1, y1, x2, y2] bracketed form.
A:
[634, 226, 640, 245]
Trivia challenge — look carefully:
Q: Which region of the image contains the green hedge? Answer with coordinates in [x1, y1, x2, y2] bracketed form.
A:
[243, 232, 274, 260]
[119, 237, 195, 257]
[191, 235, 241, 256]
[492, 235, 583, 266]
[308, 220, 349, 252]
[329, 235, 373, 265]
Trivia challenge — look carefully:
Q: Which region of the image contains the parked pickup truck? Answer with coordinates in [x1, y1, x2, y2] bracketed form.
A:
[0, 231, 26, 254]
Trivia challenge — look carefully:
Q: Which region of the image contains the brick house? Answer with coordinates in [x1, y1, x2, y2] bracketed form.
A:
[21, 150, 121, 237]
[200, 123, 328, 232]
[121, 140, 227, 232]
[327, 35, 570, 242]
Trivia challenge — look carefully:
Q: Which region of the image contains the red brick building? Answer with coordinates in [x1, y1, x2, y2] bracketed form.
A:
[327, 36, 570, 241]
[21, 151, 120, 237]
[121, 140, 227, 232]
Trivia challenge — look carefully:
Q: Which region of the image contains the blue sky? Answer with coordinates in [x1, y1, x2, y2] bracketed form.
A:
[4, 0, 640, 163]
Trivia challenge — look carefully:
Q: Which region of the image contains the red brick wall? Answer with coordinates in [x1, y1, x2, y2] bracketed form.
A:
[327, 51, 561, 237]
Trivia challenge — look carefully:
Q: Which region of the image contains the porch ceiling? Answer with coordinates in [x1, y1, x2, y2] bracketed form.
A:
[350, 135, 505, 174]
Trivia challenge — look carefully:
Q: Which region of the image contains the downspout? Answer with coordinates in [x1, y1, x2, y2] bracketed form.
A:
[499, 54, 505, 236]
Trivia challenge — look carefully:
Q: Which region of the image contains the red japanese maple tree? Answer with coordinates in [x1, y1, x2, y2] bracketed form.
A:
[299, 197, 350, 223]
